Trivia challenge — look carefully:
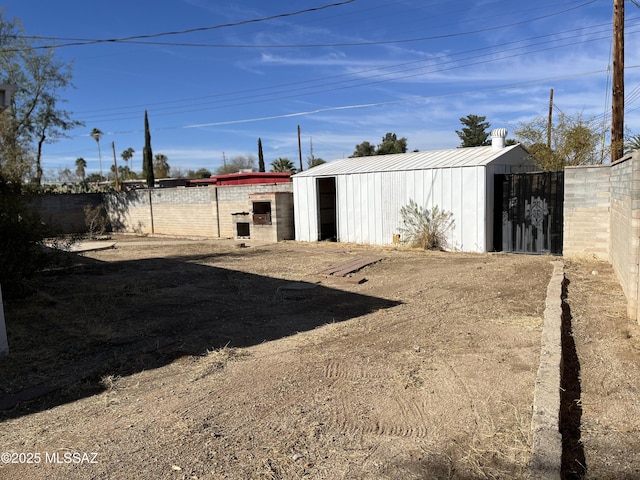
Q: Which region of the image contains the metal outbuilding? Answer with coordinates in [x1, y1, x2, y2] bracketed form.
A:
[292, 129, 537, 252]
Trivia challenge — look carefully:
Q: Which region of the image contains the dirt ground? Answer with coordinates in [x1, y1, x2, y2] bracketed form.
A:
[0, 235, 638, 479]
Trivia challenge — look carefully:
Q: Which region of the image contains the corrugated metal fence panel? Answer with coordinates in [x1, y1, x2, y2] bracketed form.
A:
[293, 177, 317, 241]
[371, 172, 384, 244]
[381, 171, 407, 244]
[336, 175, 348, 242]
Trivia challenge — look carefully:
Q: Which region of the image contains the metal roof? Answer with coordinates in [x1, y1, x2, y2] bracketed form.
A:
[293, 144, 529, 177]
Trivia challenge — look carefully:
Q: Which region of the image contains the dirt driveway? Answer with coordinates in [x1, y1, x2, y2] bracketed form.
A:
[0, 235, 637, 479]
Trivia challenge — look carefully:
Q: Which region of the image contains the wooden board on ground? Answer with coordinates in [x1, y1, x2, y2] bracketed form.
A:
[317, 257, 383, 278]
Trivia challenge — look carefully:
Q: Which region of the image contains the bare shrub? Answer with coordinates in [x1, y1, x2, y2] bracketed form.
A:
[399, 199, 454, 250]
[84, 203, 109, 238]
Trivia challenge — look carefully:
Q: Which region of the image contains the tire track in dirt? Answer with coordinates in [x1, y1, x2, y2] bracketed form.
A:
[325, 360, 430, 438]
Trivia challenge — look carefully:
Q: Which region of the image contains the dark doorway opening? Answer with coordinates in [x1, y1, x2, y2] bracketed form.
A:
[317, 177, 337, 241]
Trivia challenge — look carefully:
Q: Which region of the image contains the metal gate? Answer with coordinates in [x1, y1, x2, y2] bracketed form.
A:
[494, 172, 564, 254]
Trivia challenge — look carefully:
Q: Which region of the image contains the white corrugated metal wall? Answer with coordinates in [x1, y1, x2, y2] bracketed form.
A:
[321, 165, 487, 251]
[293, 176, 318, 241]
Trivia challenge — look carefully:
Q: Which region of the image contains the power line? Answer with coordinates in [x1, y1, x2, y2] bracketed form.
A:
[75, 18, 632, 124]
[69, 67, 612, 140]
[17, 0, 598, 51]
[9, 0, 355, 50]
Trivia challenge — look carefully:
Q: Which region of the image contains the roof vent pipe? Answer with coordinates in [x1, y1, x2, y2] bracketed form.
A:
[490, 128, 508, 150]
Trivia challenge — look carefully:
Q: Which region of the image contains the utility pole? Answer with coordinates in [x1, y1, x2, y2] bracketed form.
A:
[297, 125, 303, 172]
[547, 88, 554, 150]
[612, 0, 624, 162]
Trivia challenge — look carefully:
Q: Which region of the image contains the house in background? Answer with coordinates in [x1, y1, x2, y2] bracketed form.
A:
[292, 129, 538, 253]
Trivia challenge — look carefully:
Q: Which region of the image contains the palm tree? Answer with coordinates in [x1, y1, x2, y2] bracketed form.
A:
[121, 147, 135, 180]
[270, 157, 297, 173]
[153, 153, 170, 178]
[90, 128, 103, 179]
[75, 157, 87, 181]
[625, 134, 640, 154]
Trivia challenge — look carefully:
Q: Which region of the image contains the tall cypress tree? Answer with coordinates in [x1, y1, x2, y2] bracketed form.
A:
[143, 110, 154, 187]
[258, 138, 265, 172]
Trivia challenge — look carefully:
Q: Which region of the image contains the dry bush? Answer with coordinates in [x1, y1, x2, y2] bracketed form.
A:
[84, 203, 109, 238]
[398, 199, 455, 250]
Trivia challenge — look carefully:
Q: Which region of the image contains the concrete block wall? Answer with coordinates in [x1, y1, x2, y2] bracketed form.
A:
[149, 188, 218, 237]
[27, 193, 103, 234]
[563, 166, 610, 259]
[105, 183, 293, 240]
[217, 183, 293, 239]
[247, 191, 295, 242]
[609, 154, 640, 320]
[106, 190, 152, 234]
[564, 153, 640, 322]
[106, 188, 218, 236]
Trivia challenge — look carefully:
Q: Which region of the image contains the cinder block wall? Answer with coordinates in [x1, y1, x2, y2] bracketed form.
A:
[563, 166, 610, 259]
[106, 187, 218, 236]
[149, 188, 218, 237]
[27, 193, 104, 234]
[247, 191, 295, 242]
[105, 183, 293, 240]
[217, 183, 293, 239]
[106, 190, 152, 234]
[609, 154, 640, 320]
[564, 153, 640, 321]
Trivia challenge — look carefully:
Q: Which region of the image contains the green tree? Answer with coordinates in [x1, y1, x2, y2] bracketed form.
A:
[456, 115, 491, 147]
[153, 153, 170, 178]
[85, 172, 103, 183]
[258, 138, 265, 172]
[351, 133, 408, 157]
[142, 110, 154, 187]
[308, 157, 326, 168]
[90, 128, 103, 179]
[0, 13, 83, 185]
[0, 113, 30, 183]
[75, 157, 87, 181]
[270, 157, 297, 173]
[350, 140, 376, 158]
[193, 167, 212, 179]
[215, 154, 255, 175]
[514, 112, 604, 170]
[376, 132, 408, 155]
[120, 147, 135, 179]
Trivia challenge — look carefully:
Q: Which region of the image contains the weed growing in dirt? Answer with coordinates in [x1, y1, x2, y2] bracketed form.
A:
[100, 374, 121, 391]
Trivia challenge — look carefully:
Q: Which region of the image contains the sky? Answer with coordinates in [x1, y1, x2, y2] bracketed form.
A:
[2, 0, 638, 178]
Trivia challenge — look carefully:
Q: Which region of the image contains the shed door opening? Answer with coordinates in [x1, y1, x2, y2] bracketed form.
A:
[317, 177, 337, 241]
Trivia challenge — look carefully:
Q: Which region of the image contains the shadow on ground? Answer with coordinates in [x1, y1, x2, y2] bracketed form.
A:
[0, 251, 400, 419]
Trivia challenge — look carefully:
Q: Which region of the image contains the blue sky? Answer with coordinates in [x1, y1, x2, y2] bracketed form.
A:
[3, 0, 638, 177]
